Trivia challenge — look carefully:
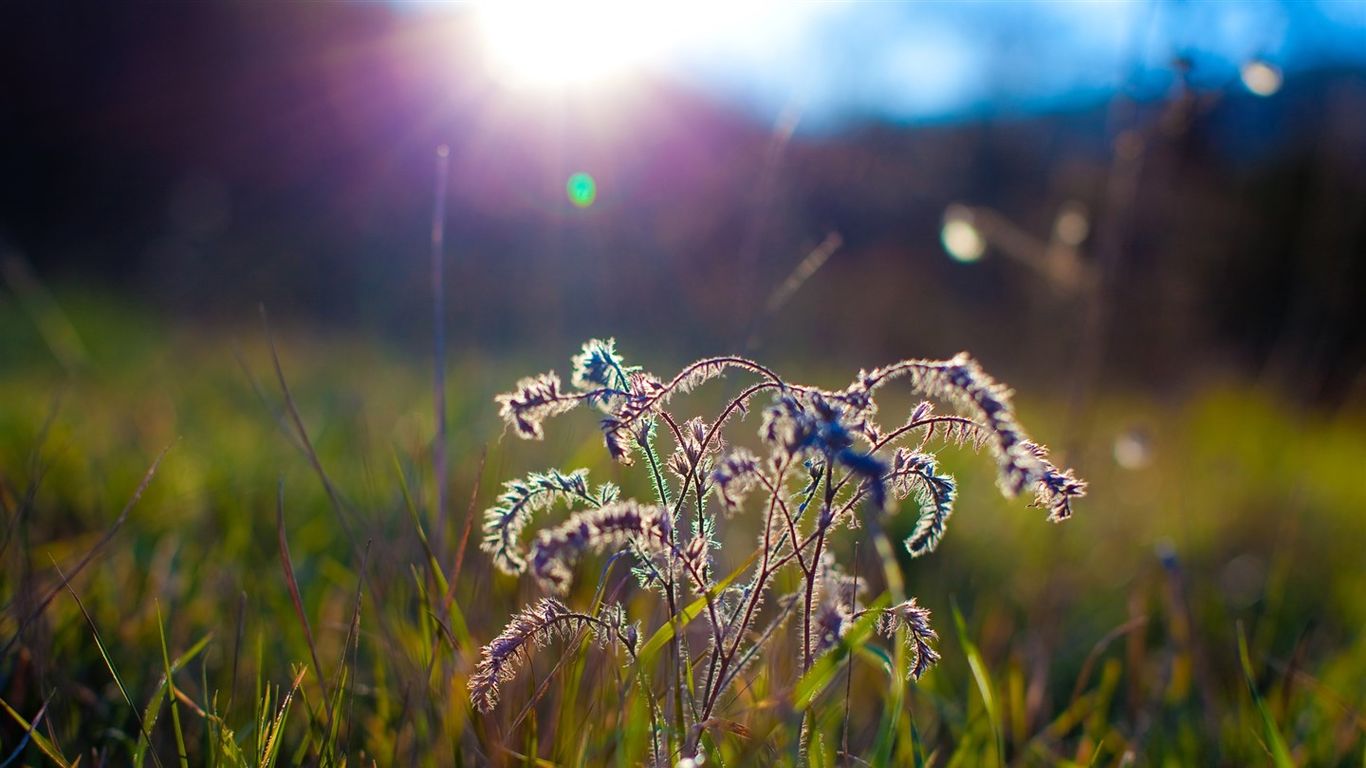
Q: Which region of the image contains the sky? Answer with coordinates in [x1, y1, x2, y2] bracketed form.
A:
[432, 0, 1366, 128]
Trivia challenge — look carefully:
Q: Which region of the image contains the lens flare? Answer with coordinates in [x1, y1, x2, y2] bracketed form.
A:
[567, 172, 597, 208]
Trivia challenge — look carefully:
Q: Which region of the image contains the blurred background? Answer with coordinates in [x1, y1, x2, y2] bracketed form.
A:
[2, 1, 1365, 764]
[4, 0, 1363, 400]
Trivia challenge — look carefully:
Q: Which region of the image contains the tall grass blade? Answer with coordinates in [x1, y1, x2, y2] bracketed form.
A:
[274, 481, 329, 715]
[953, 602, 1003, 767]
[793, 593, 891, 707]
[327, 540, 370, 763]
[228, 590, 247, 721]
[444, 446, 488, 613]
[135, 632, 214, 768]
[260, 305, 360, 554]
[637, 548, 760, 665]
[864, 515, 907, 768]
[1237, 623, 1295, 768]
[0, 692, 61, 768]
[260, 667, 307, 768]
[154, 602, 191, 768]
[3, 446, 169, 657]
[52, 560, 165, 768]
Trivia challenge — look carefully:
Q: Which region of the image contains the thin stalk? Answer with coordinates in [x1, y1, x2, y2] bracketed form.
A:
[803, 461, 835, 673]
[841, 542, 860, 763]
[641, 429, 695, 736]
[430, 144, 450, 558]
[668, 382, 782, 523]
[701, 456, 791, 721]
[154, 602, 190, 768]
[764, 474, 812, 575]
[714, 591, 801, 709]
[799, 460, 835, 763]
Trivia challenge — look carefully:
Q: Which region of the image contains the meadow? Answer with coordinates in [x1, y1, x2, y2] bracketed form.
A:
[2, 290, 1365, 766]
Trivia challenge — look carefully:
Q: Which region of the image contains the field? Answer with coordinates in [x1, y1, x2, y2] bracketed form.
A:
[2, 291, 1364, 766]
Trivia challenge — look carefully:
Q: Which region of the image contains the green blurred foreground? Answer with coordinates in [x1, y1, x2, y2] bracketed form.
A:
[1, 294, 1364, 766]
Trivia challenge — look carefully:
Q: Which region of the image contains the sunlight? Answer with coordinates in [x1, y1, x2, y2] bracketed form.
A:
[471, 2, 781, 93]
[475, 2, 687, 91]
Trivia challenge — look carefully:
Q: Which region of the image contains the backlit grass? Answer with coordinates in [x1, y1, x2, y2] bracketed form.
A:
[1, 295, 1363, 765]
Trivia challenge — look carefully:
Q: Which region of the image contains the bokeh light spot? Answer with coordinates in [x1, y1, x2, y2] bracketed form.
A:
[1241, 60, 1282, 97]
[1054, 201, 1090, 247]
[567, 172, 597, 208]
[941, 206, 985, 262]
[1113, 428, 1153, 470]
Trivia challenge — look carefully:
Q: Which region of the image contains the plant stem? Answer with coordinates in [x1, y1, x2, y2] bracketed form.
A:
[430, 144, 450, 560]
[799, 460, 835, 764]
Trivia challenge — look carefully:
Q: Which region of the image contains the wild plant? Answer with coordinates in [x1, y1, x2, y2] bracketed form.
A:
[471, 338, 1085, 764]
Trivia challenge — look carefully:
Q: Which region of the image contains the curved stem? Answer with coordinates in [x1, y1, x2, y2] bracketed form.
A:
[669, 382, 783, 522]
[831, 415, 985, 497]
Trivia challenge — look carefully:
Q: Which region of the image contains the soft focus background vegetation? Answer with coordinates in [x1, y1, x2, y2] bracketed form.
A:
[2, 1, 1365, 765]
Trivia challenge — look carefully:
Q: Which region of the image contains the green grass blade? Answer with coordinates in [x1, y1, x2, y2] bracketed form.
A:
[0, 695, 70, 768]
[1237, 624, 1294, 768]
[637, 548, 760, 666]
[261, 667, 307, 768]
[53, 560, 167, 768]
[793, 592, 891, 707]
[322, 666, 349, 763]
[156, 602, 192, 768]
[396, 453, 451, 600]
[855, 643, 894, 678]
[953, 602, 1003, 767]
[911, 717, 927, 768]
[135, 632, 214, 768]
[865, 515, 907, 767]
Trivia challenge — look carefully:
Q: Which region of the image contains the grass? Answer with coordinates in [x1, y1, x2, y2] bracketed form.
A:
[1, 292, 1364, 765]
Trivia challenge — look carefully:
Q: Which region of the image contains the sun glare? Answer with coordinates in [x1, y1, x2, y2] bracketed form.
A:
[475, 2, 676, 91]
